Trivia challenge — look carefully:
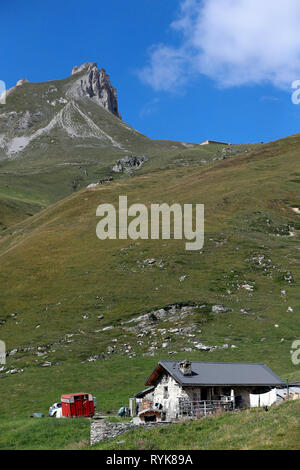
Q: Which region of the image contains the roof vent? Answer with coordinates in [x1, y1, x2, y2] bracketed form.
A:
[179, 360, 192, 376]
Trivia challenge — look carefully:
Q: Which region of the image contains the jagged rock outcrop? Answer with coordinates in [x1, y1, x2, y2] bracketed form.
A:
[72, 62, 96, 75]
[0, 61, 130, 162]
[71, 62, 121, 119]
[112, 155, 148, 173]
[16, 78, 29, 87]
[6, 78, 29, 97]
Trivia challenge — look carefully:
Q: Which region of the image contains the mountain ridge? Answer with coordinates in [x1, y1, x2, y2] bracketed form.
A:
[2, 62, 249, 231]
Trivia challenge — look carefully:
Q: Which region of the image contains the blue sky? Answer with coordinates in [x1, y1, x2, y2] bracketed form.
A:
[2, 0, 300, 144]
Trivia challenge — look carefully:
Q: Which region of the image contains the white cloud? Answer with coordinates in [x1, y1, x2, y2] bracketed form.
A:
[138, 45, 187, 92]
[139, 0, 300, 91]
[139, 97, 160, 118]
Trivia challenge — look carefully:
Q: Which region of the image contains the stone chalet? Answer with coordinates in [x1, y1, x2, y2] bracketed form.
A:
[133, 361, 284, 423]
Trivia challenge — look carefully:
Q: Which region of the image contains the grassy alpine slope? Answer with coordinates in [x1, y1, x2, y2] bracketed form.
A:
[92, 400, 300, 451]
[0, 416, 90, 450]
[1, 67, 250, 229]
[0, 130, 299, 449]
[0, 400, 298, 450]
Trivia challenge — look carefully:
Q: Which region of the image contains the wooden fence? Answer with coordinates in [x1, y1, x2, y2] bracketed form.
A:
[178, 399, 232, 417]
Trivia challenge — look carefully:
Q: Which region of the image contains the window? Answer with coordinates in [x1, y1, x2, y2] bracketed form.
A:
[163, 386, 169, 399]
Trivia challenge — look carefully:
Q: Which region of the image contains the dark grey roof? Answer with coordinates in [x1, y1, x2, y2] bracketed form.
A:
[157, 361, 285, 387]
[289, 381, 300, 387]
[134, 386, 154, 398]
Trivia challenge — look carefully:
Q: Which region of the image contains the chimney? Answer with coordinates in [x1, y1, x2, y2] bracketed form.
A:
[179, 360, 192, 376]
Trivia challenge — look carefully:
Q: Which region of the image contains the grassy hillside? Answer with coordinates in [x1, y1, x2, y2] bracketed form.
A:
[0, 141, 250, 228]
[0, 416, 90, 450]
[0, 193, 44, 231]
[0, 400, 298, 450]
[92, 400, 300, 450]
[0, 131, 299, 431]
[0, 68, 259, 229]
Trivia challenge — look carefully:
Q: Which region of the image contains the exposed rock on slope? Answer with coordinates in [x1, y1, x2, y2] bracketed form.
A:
[112, 155, 148, 173]
[0, 62, 130, 160]
[16, 78, 29, 87]
[6, 78, 29, 97]
[71, 62, 121, 118]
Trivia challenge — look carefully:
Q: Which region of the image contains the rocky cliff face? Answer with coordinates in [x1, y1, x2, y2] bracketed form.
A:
[0, 61, 132, 161]
[71, 62, 121, 119]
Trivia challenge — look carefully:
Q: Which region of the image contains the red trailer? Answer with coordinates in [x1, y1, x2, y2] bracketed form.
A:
[61, 393, 95, 418]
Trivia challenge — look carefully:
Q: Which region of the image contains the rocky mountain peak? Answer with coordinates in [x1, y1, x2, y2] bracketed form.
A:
[71, 62, 121, 119]
[6, 78, 29, 97]
[16, 78, 29, 86]
[72, 62, 97, 75]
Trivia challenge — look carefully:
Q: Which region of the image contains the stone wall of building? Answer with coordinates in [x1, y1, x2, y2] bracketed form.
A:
[141, 372, 192, 420]
[141, 374, 257, 418]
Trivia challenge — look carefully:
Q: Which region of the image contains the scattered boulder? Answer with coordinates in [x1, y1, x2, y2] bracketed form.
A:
[212, 305, 231, 314]
[87, 177, 113, 188]
[240, 309, 254, 316]
[5, 368, 24, 375]
[16, 78, 29, 87]
[9, 349, 18, 356]
[242, 284, 254, 291]
[112, 156, 148, 173]
[144, 258, 156, 265]
[194, 343, 211, 351]
[193, 342, 228, 352]
[87, 354, 102, 362]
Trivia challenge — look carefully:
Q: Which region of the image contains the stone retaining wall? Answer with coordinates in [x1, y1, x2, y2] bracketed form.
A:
[90, 419, 170, 446]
